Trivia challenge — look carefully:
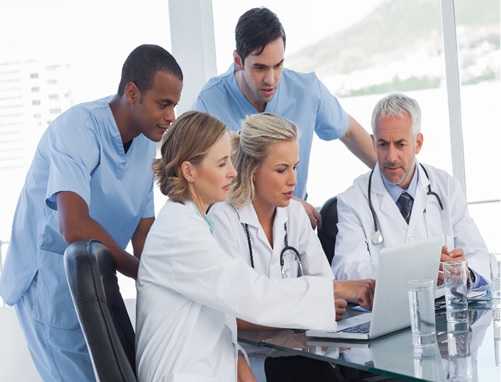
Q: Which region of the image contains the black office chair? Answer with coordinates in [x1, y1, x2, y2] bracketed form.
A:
[64, 240, 137, 382]
[317, 196, 338, 265]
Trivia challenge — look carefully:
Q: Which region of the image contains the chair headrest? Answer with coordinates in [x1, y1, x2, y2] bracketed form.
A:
[319, 196, 338, 233]
[64, 240, 116, 303]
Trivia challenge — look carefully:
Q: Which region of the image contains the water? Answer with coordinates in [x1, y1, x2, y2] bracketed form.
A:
[445, 285, 469, 323]
[447, 330, 473, 382]
[491, 254, 501, 306]
[447, 355, 473, 382]
[408, 281, 437, 353]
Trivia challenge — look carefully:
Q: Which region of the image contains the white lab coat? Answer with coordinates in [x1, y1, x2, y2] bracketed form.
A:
[332, 163, 489, 281]
[136, 200, 336, 382]
[208, 199, 333, 279]
[208, 200, 334, 382]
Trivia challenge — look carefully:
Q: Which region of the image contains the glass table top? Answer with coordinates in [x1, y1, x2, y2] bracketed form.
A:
[238, 304, 501, 381]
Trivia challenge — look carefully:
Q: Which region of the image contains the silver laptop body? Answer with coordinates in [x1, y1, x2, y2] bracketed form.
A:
[306, 239, 442, 340]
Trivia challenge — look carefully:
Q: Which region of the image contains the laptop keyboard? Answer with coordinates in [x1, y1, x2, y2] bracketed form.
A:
[342, 321, 371, 333]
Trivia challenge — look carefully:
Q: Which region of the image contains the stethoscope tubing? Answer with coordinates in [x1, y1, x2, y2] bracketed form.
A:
[243, 221, 304, 277]
[368, 163, 444, 247]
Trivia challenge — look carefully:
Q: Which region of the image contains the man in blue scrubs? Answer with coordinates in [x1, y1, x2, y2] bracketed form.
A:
[194, 7, 376, 227]
[0, 44, 183, 381]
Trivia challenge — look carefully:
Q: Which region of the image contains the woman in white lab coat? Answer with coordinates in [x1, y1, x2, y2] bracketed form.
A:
[208, 113, 375, 381]
[135, 111, 344, 382]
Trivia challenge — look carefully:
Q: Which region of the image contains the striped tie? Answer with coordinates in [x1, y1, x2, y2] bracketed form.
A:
[397, 192, 414, 224]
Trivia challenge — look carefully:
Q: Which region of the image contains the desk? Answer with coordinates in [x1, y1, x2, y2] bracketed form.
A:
[239, 305, 501, 381]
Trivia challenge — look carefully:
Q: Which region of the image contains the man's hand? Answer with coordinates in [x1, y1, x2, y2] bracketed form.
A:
[334, 279, 375, 309]
[438, 246, 466, 285]
[335, 298, 348, 321]
[299, 199, 321, 229]
[237, 352, 256, 382]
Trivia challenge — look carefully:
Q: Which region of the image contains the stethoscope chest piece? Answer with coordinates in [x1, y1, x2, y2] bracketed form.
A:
[371, 230, 384, 245]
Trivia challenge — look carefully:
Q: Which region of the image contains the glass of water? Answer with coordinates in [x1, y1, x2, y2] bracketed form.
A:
[447, 329, 473, 382]
[408, 279, 437, 355]
[490, 253, 501, 305]
[443, 259, 469, 325]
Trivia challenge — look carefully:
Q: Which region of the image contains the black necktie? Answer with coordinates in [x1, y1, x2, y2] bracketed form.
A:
[397, 192, 414, 224]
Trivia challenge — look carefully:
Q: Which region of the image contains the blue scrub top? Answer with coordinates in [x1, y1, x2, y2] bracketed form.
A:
[193, 65, 349, 199]
[0, 97, 155, 328]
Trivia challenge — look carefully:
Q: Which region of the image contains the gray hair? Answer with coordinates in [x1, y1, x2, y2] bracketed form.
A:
[371, 93, 421, 136]
[230, 113, 297, 207]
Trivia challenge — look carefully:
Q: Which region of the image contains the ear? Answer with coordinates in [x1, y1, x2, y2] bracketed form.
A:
[125, 81, 140, 105]
[180, 161, 196, 183]
[233, 50, 244, 71]
[415, 132, 424, 154]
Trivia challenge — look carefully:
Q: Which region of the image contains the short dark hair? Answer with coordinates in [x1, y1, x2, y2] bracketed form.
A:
[117, 44, 183, 96]
[235, 8, 286, 62]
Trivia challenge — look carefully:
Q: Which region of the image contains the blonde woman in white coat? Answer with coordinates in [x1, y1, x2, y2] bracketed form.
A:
[135, 111, 346, 382]
[208, 113, 375, 380]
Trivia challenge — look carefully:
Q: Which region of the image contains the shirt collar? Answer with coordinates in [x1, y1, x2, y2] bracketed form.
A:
[381, 162, 420, 202]
[103, 96, 131, 164]
[228, 64, 280, 113]
[184, 200, 213, 232]
[236, 202, 288, 229]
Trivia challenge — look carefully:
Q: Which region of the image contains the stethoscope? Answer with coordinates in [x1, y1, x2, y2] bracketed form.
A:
[243, 222, 304, 278]
[368, 163, 444, 246]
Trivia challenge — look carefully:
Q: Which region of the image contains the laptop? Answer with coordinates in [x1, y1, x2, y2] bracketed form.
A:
[306, 239, 442, 340]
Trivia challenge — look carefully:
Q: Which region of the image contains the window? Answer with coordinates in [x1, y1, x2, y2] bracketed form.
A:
[0, 0, 172, 300]
[454, 0, 501, 248]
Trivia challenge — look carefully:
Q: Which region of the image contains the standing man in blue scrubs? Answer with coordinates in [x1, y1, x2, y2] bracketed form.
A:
[0, 44, 183, 381]
[194, 7, 376, 227]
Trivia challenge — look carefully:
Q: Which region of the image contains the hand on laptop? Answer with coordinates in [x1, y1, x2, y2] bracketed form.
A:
[438, 246, 466, 285]
[335, 298, 348, 320]
[334, 279, 375, 309]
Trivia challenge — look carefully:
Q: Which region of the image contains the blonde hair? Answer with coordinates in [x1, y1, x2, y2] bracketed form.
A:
[153, 111, 227, 202]
[230, 112, 297, 207]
